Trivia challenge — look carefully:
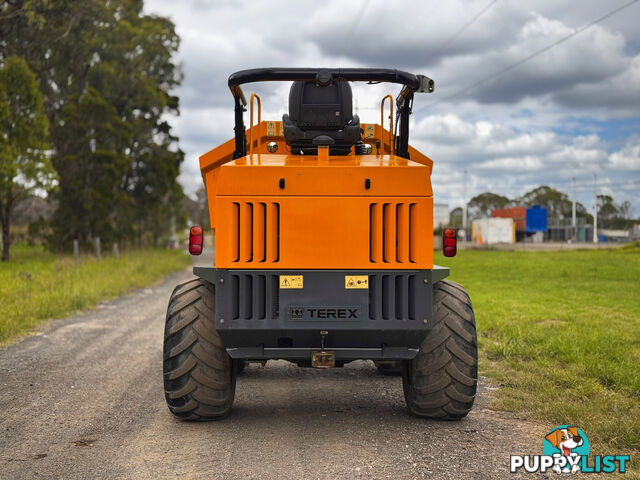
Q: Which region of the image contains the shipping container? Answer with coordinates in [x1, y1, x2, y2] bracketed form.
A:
[491, 206, 547, 233]
[491, 206, 526, 231]
[525, 206, 547, 233]
[471, 218, 515, 244]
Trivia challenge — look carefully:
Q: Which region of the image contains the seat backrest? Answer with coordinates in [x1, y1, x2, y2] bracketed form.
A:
[288, 81, 353, 130]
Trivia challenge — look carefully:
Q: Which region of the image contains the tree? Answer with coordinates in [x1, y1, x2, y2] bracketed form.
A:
[0, 56, 55, 261]
[597, 195, 634, 229]
[449, 207, 463, 228]
[467, 192, 511, 221]
[1, 0, 184, 250]
[597, 195, 618, 226]
[183, 186, 211, 230]
[619, 201, 632, 220]
[519, 186, 592, 223]
[50, 87, 133, 247]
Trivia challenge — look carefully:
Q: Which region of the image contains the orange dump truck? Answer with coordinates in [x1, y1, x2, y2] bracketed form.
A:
[162, 68, 477, 421]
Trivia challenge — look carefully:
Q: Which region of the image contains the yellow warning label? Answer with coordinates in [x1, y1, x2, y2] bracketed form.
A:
[266, 121, 277, 137]
[345, 275, 369, 289]
[280, 275, 303, 289]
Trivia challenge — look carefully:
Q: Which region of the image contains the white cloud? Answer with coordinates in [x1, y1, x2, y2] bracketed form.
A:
[608, 141, 640, 171]
[144, 0, 640, 214]
[426, 11, 636, 110]
[412, 114, 639, 211]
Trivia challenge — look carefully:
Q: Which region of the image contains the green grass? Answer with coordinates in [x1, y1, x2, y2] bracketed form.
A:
[438, 246, 640, 461]
[0, 243, 191, 345]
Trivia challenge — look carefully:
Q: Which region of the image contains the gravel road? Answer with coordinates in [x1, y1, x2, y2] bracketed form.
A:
[0, 263, 550, 479]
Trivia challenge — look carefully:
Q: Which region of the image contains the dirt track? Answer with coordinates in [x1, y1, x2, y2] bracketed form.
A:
[0, 263, 550, 479]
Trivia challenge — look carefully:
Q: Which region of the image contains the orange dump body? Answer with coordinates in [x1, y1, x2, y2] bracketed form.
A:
[199, 121, 435, 270]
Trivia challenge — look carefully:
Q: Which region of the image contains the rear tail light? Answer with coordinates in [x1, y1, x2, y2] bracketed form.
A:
[443, 228, 457, 257]
[189, 225, 203, 255]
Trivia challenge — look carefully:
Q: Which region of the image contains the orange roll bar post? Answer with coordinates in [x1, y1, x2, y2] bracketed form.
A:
[381, 94, 394, 154]
[249, 93, 261, 156]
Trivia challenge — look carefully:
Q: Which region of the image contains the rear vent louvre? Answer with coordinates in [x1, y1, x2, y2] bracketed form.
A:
[232, 202, 280, 263]
[230, 273, 279, 320]
[369, 274, 417, 321]
[369, 202, 416, 263]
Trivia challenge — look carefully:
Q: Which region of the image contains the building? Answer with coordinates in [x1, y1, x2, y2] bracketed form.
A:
[547, 217, 593, 243]
[433, 203, 449, 230]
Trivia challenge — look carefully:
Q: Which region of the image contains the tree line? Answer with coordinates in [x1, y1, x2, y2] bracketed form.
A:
[0, 0, 184, 261]
[450, 186, 636, 230]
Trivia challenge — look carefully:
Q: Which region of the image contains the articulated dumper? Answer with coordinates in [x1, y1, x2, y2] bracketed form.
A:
[163, 68, 477, 420]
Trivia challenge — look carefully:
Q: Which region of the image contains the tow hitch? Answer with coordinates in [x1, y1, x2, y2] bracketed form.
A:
[312, 351, 335, 369]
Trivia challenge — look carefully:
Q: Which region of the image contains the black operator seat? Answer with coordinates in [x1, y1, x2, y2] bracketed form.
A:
[282, 80, 361, 155]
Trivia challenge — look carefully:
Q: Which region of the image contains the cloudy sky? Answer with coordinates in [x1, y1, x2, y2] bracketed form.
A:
[145, 0, 640, 216]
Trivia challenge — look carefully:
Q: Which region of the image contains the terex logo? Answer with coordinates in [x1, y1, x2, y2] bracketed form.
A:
[308, 308, 358, 319]
[288, 307, 359, 320]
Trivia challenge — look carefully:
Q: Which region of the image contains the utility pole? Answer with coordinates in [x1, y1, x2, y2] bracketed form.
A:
[593, 173, 598, 244]
[462, 169, 468, 241]
[571, 177, 576, 242]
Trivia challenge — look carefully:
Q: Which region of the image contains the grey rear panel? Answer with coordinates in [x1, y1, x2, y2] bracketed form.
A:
[195, 268, 444, 360]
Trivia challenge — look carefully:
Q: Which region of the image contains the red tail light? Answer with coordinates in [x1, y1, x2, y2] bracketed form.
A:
[443, 228, 457, 257]
[189, 225, 203, 255]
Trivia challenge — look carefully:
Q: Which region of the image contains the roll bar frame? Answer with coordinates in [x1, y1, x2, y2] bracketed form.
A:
[227, 68, 434, 159]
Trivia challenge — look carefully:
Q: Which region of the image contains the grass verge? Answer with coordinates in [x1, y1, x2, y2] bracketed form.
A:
[0, 243, 191, 345]
[438, 246, 640, 464]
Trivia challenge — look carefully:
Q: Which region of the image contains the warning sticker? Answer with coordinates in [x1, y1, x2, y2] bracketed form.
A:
[363, 124, 375, 139]
[345, 275, 369, 289]
[280, 275, 303, 289]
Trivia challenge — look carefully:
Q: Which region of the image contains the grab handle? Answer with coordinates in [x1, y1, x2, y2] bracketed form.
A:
[380, 94, 394, 155]
[249, 93, 261, 156]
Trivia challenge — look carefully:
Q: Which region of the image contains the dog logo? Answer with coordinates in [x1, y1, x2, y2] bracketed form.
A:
[543, 425, 590, 474]
[511, 425, 629, 474]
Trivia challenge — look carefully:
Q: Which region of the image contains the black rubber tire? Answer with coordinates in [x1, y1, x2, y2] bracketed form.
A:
[374, 360, 402, 376]
[402, 280, 477, 420]
[163, 278, 236, 420]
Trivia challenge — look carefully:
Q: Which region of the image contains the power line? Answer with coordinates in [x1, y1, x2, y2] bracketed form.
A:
[419, 0, 639, 110]
[426, 0, 498, 63]
[546, 179, 639, 188]
[447, 181, 638, 203]
[503, 180, 639, 192]
[564, 183, 639, 191]
[342, 0, 372, 54]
